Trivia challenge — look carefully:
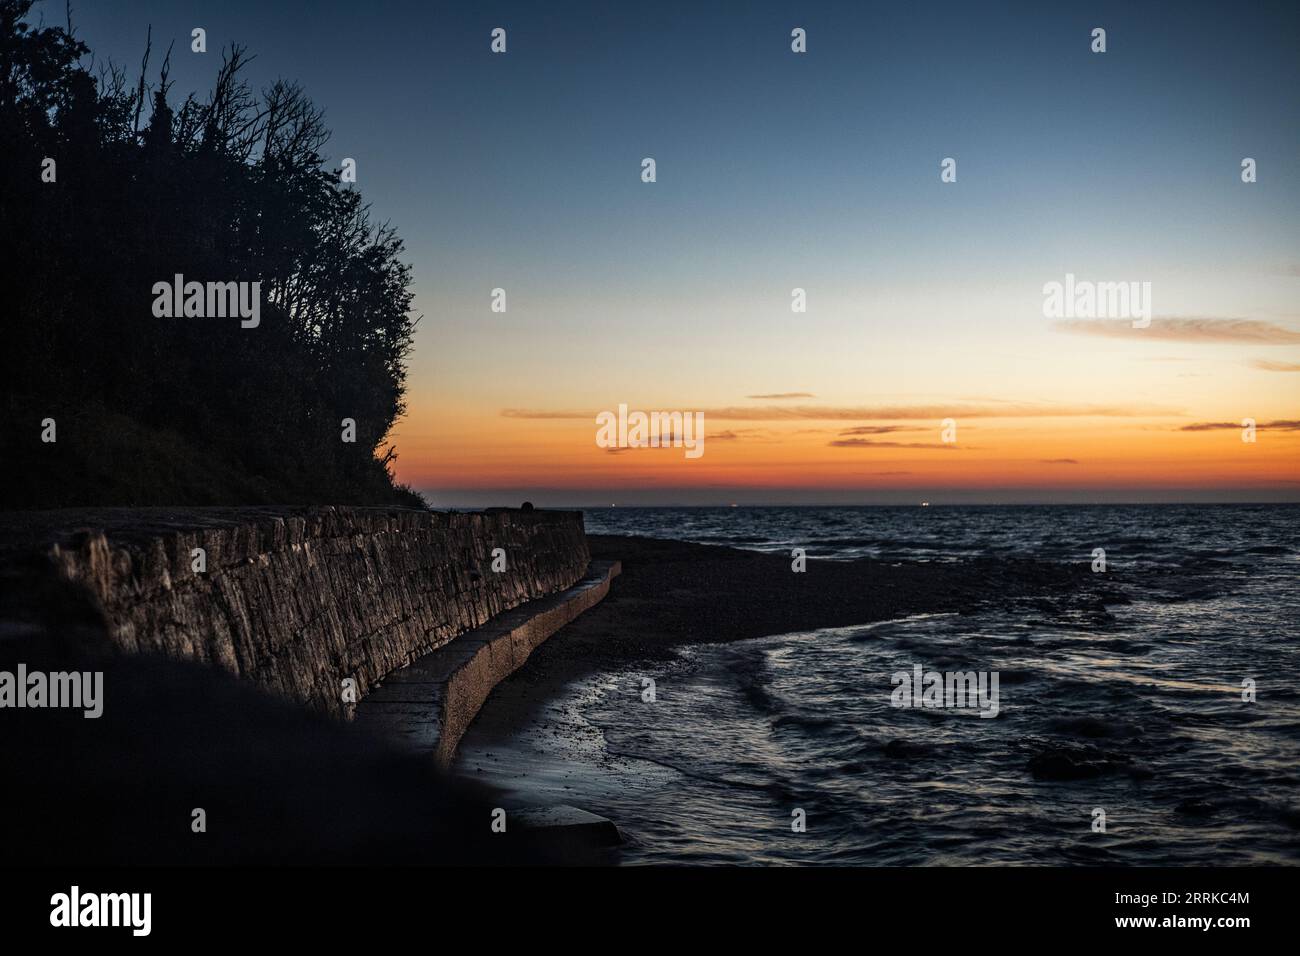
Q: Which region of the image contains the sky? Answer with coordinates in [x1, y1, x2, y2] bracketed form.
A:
[68, 1, 1300, 505]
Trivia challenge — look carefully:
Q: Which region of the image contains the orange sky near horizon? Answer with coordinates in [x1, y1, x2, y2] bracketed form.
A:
[385, 251, 1300, 505]
[391, 403, 1300, 502]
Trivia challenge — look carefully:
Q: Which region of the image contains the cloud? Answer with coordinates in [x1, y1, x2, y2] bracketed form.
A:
[1180, 420, 1300, 432]
[1249, 359, 1300, 372]
[746, 392, 814, 399]
[829, 439, 959, 449]
[505, 403, 1180, 422]
[837, 425, 916, 436]
[1055, 318, 1300, 344]
[502, 408, 590, 419]
[732, 402, 1170, 421]
[1041, 458, 1079, 465]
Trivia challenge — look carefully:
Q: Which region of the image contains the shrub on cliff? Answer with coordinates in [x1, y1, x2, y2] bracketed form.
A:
[0, 0, 424, 508]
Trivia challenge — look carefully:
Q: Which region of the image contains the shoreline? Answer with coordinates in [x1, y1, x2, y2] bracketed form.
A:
[475, 532, 1127, 682]
[454, 528, 1299, 866]
[452, 532, 1130, 824]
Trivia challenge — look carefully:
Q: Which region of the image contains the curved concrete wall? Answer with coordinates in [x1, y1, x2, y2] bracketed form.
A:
[357, 560, 620, 768]
[33, 507, 590, 717]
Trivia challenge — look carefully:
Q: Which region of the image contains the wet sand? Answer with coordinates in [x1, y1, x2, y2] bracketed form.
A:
[485, 533, 1121, 676]
[454, 534, 1126, 807]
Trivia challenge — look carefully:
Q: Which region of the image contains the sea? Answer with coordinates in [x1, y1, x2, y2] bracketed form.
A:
[464, 505, 1300, 865]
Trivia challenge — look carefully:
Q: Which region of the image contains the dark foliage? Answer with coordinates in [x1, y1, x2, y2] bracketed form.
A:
[0, 1, 425, 508]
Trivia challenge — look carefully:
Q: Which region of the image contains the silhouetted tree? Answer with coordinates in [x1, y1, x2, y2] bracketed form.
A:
[0, 0, 423, 508]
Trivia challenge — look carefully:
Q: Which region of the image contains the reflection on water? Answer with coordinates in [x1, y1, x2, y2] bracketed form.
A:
[508, 506, 1300, 864]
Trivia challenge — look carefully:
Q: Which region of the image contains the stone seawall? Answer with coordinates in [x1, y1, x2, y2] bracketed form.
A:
[357, 560, 620, 768]
[3, 507, 590, 717]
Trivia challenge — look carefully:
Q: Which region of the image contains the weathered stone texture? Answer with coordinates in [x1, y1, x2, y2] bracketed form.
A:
[38, 508, 590, 716]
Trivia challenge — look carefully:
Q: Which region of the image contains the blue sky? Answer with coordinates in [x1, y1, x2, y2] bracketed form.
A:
[63, 1, 1300, 504]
